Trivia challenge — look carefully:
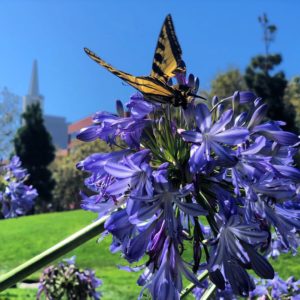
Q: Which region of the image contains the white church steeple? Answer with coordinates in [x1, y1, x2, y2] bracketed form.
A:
[23, 60, 44, 112]
[28, 60, 39, 96]
[21, 60, 69, 149]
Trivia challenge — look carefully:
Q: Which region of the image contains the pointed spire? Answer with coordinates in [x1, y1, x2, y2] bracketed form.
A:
[28, 60, 39, 96]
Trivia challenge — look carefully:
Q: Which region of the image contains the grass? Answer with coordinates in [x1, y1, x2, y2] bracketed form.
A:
[0, 210, 141, 299]
[0, 210, 299, 299]
[0, 288, 37, 299]
[272, 251, 300, 279]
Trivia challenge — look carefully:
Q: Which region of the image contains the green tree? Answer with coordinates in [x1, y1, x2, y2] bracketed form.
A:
[14, 103, 55, 212]
[210, 68, 247, 99]
[51, 140, 110, 211]
[244, 13, 296, 132]
[0, 87, 21, 158]
[284, 77, 300, 131]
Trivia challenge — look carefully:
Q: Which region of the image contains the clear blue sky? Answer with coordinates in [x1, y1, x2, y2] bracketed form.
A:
[0, 0, 299, 122]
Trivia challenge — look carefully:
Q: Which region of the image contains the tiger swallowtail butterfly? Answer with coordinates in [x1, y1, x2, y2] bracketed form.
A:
[84, 14, 202, 108]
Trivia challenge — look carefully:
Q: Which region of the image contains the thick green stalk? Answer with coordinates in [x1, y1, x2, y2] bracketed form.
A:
[201, 284, 216, 300]
[180, 270, 209, 298]
[0, 216, 107, 291]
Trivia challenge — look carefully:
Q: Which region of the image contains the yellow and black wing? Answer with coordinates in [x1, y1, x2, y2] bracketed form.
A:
[150, 14, 186, 83]
[84, 47, 174, 100]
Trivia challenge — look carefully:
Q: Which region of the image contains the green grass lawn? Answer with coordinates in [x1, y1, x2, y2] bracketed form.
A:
[0, 210, 299, 299]
[0, 210, 142, 299]
[0, 288, 37, 299]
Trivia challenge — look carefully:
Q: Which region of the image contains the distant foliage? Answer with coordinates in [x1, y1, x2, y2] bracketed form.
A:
[284, 77, 300, 131]
[0, 87, 21, 158]
[245, 54, 296, 132]
[245, 14, 297, 132]
[51, 140, 111, 211]
[37, 256, 102, 300]
[210, 69, 247, 99]
[14, 103, 55, 212]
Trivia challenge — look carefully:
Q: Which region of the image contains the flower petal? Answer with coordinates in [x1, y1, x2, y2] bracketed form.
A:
[239, 91, 257, 104]
[175, 201, 208, 216]
[213, 128, 249, 145]
[247, 104, 268, 130]
[259, 130, 300, 146]
[106, 178, 133, 195]
[242, 136, 266, 155]
[104, 162, 137, 178]
[210, 109, 233, 134]
[77, 126, 100, 142]
[195, 103, 211, 132]
[180, 130, 203, 143]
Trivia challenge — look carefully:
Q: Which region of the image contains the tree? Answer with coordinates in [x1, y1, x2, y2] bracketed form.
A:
[0, 87, 21, 158]
[284, 77, 300, 131]
[14, 103, 55, 212]
[210, 68, 247, 99]
[244, 13, 296, 132]
[50, 140, 110, 211]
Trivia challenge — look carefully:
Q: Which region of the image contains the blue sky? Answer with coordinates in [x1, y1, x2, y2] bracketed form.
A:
[0, 0, 299, 122]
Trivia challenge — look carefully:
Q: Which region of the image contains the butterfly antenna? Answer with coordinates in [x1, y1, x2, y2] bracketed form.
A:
[189, 93, 207, 100]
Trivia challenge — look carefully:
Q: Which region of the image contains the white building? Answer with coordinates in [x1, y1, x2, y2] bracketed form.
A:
[23, 60, 68, 149]
[23, 60, 44, 111]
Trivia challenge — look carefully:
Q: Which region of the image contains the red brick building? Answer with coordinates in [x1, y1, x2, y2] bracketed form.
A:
[67, 115, 93, 151]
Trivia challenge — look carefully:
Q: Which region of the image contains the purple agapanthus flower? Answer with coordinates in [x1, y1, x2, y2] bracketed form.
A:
[0, 156, 37, 218]
[267, 235, 287, 260]
[78, 37, 300, 298]
[104, 149, 153, 197]
[250, 273, 300, 300]
[0, 182, 37, 218]
[130, 182, 207, 222]
[37, 256, 102, 300]
[138, 236, 202, 300]
[179, 103, 249, 172]
[126, 93, 156, 119]
[207, 215, 273, 296]
[77, 94, 154, 149]
[5, 156, 27, 180]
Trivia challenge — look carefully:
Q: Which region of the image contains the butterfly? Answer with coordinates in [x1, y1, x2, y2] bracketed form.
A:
[84, 14, 203, 109]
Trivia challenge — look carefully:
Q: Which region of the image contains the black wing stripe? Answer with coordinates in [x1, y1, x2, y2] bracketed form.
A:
[84, 48, 133, 77]
[142, 93, 173, 104]
[154, 53, 163, 63]
[156, 41, 165, 51]
[165, 14, 182, 58]
[137, 76, 174, 90]
[150, 14, 185, 81]
[85, 46, 174, 96]
[152, 63, 166, 78]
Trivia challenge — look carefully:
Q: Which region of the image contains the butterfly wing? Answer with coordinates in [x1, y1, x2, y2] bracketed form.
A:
[150, 14, 186, 83]
[84, 47, 174, 101]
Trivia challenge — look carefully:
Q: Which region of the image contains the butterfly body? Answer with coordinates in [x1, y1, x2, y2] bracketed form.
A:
[84, 15, 200, 108]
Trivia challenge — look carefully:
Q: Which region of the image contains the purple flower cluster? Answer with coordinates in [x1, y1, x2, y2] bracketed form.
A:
[193, 273, 300, 300]
[0, 156, 37, 218]
[77, 73, 300, 299]
[250, 274, 300, 299]
[37, 256, 102, 300]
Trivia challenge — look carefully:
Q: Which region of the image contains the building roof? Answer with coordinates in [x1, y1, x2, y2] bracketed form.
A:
[68, 115, 93, 134]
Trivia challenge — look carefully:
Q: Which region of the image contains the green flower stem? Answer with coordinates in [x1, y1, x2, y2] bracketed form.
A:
[201, 284, 217, 300]
[0, 215, 108, 292]
[180, 270, 209, 298]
